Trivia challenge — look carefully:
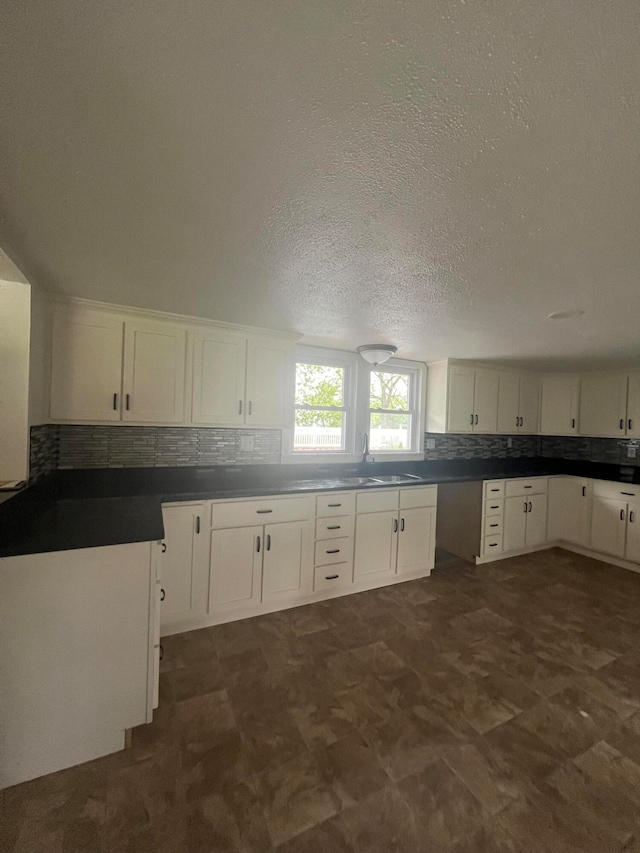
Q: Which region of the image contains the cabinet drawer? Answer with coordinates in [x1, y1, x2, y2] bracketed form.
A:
[211, 496, 312, 529]
[315, 515, 353, 541]
[399, 486, 437, 509]
[356, 489, 399, 514]
[484, 498, 504, 517]
[483, 516, 503, 536]
[483, 534, 503, 556]
[484, 481, 505, 499]
[314, 538, 352, 567]
[505, 478, 547, 498]
[316, 492, 356, 518]
[314, 562, 353, 592]
[592, 480, 640, 503]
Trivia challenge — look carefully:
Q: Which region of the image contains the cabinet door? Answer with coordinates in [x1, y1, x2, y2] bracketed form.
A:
[122, 320, 187, 423]
[497, 372, 520, 434]
[626, 374, 640, 438]
[547, 478, 589, 546]
[160, 504, 209, 627]
[539, 377, 579, 435]
[447, 365, 475, 433]
[518, 375, 540, 434]
[625, 506, 640, 563]
[50, 307, 124, 421]
[245, 337, 295, 427]
[262, 520, 309, 603]
[590, 497, 627, 558]
[473, 369, 499, 433]
[579, 374, 628, 437]
[192, 330, 247, 425]
[354, 511, 398, 581]
[525, 494, 548, 547]
[503, 495, 527, 552]
[397, 507, 435, 576]
[210, 525, 263, 613]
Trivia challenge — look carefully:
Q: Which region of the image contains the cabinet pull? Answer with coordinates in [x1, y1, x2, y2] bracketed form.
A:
[248, 401, 252, 415]
[620, 492, 636, 496]
[515, 416, 519, 427]
[620, 509, 625, 521]
[325, 574, 339, 580]
[266, 534, 271, 551]
[400, 518, 405, 531]
[524, 485, 532, 489]
[160, 587, 165, 601]
[159, 644, 163, 661]
[629, 419, 633, 430]
[571, 418, 575, 428]
[489, 543, 497, 547]
[393, 518, 398, 533]
[528, 501, 532, 513]
[582, 486, 586, 497]
[328, 503, 342, 508]
[126, 393, 130, 411]
[620, 418, 625, 430]
[630, 511, 636, 523]
[326, 548, 340, 554]
[490, 523, 498, 528]
[256, 535, 261, 553]
[238, 400, 243, 415]
[327, 525, 341, 530]
[256, 509, 273, 514]
[524, 502, 528, 513]
[490, 488, 500, 492]
[161, 542, 167, 553]
[113, 393, 118, 410]
[470, 413, 474, 425]
[490, 504, 499, 509]
[195, 516, 201, 534]
[475, 414, 479, 425]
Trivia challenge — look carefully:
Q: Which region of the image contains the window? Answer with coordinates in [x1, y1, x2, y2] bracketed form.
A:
[293, 357, 352, 453]
[368, 368, 414, 451]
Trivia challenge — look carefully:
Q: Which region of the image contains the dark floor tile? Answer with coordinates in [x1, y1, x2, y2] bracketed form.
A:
[362, 710, 436, 782]
[439, 739, 525, 816]
[336, 785, 420, 853]
[604, 711, 640, 766]
[314, 733, 390, 807]
[163, 659, 226, 703]
[477, 670, 539, 715]
[179, 732, 252, 800]
[484, 718, 567, 779]
[274, 815, 354, 852]
[175, 689, 236, 754]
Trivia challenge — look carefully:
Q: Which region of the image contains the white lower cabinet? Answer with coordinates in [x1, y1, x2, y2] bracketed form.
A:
[590, 496, 627, 558]
[481, 478, 547, 559]
[160, 504, 209, 629]
[547, 477, 590, 546]
[209, 525, 263, 613]
[354, 510, 399, 581]
[503, 493, 547, 550]
[262, 520, 310, 603]
[396, 506, 436, 576]
[626, 507, 640, 563]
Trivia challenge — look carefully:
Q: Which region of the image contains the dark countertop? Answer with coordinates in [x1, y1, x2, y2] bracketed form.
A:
[1, 456, 639, 559]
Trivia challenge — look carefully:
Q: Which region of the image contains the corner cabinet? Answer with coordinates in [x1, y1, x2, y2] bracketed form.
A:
[160, 503, 209, 630]
[580, 373, 640, 438]
[427, 361, 498, 434]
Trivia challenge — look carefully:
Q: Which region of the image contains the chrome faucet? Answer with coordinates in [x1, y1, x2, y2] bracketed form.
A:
[362, 433, 375, 463]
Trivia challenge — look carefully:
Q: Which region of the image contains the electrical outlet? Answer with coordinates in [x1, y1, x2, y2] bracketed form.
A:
[425, 438, 436, 450]
[627, 445, 638, 459]
[239, 434, 255, 452]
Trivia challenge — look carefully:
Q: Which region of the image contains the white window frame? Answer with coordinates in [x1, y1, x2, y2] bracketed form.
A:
[282, 346, 359, 463]
[284, 348, 427, 464]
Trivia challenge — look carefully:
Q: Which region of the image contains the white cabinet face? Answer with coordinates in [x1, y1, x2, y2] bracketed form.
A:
[262, 520, 307, 602]
[539, 377, 579, 435]
[503, 495, 527, 552]
[447, 366, 475, 433]
[354, 511, 398, 580]
[210, 525, 263, 612]
[396, 506, 435, 576]
[525, 494, 547, 547]
[590, 496, 627, 558]
[518, 375, 540, 434]
[579, 374, 628, 437]
[497, 372, 520, 434]
[547, 478, 589, 546]
[473, 369, 499, 433]
[626, 375, 640, 438]
[123, 321, 186, 423]
[51, 309, 124, 421]
[192, 331, 246, 425]
[160, 505, 208, 624]
[625, 507, 640, 563]
[245, 337, 294, 427]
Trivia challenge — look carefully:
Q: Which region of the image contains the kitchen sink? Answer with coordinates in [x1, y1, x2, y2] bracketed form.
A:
[367, 474, 424, 484]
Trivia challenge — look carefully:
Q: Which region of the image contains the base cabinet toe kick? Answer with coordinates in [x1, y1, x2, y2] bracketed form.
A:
[159, 485, 438, 636]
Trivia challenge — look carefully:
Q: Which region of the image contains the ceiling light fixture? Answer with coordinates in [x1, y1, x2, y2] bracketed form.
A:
[356, 344, 398, 366]
[547, 309, 585, 321]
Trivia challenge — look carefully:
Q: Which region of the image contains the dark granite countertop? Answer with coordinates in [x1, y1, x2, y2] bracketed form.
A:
[1, 456, 639, 559]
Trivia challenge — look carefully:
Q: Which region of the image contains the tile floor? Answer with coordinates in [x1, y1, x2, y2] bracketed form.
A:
[3, 547, 640, 852]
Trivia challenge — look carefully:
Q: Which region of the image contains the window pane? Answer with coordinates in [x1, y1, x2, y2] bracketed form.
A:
[296, 363, 344, 407]
[369, 371, 409, 410]
[369, 412, 411, 450]
[295, 410, 344, 451]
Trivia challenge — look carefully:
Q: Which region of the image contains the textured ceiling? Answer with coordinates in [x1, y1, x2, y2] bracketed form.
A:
[1, 1, 639, 369]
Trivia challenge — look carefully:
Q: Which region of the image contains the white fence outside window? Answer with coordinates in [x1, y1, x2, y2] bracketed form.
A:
[294, 427, 408, 450]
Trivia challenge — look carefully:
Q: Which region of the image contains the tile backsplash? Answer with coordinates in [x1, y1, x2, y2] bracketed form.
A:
[540, 435, 640, 467]
[423, 433, 541, 460]
[29, 424, 59, 482]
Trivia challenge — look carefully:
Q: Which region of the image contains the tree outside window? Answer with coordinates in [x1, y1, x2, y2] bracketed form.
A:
[294, 362, 347, 451]
[369, 370, 412, 450]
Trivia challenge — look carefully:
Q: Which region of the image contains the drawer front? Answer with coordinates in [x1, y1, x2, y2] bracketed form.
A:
[314, 538, 352, 567]
[505, 478, 548, 498]
[483, 516, 503, 536]
[399, 485, 437, 509]
[316, 492, 356, 518]
[483, 534, 503, 556]
[314, 562, 353, 592]
[315, 515, 353, 541]
[211, 496, 312, 529]
[593, 479, 640, 503]
[484, 499, 504, 517]
[484, 481, 505, 499]
[356, 489, 399, 514]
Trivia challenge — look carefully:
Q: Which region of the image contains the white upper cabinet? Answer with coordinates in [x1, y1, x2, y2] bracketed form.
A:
[473, 369, 499, 433]
[518, 375, 540, 434]
[497, 372, 539, 434]
[50, 307, 124, 421]
[540, 376, 580, 435]
[245, 336, 295, 427]
[435, 362, 499, 433]
[579, 373, 628, 437]
[446, 365, 476, 433]
[122, 319, 186, 423]
[192, 329, 247, 425]
[627, 374, 640, 438]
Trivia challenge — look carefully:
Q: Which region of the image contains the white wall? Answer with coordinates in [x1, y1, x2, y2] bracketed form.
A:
[0, 279, 31, 481]
[28, 281, 50, 426]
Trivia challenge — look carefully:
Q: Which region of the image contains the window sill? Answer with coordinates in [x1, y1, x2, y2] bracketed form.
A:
[281, 450, 425, 465]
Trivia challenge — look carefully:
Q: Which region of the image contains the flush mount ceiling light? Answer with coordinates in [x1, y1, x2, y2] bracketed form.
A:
[356, 344, 398, 366]
[547, 309, 585, 320]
